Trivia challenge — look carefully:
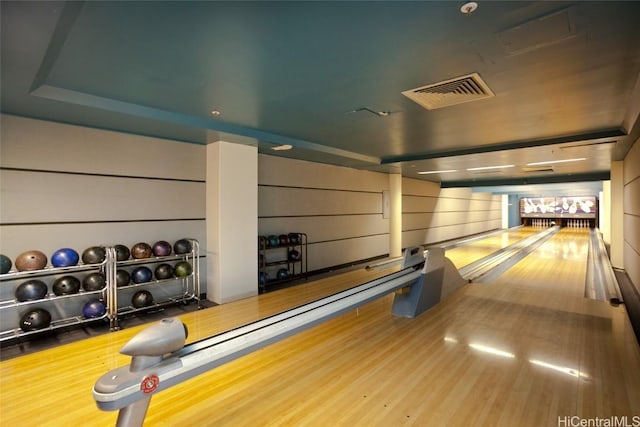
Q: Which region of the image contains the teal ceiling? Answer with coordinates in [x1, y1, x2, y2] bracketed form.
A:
[2, 1, 640, 186]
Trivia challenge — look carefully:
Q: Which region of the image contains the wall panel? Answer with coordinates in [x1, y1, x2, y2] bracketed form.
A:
[0, 115, 205, 180]
[259, 186, 382, 217]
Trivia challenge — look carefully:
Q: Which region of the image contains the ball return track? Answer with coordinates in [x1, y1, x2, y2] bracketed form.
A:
[93, 246, 466, 427]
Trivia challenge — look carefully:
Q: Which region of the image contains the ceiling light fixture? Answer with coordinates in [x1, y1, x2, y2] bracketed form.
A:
[467, 164, 514, 171]
[418, 169, 458, 175]
[271, 144, 293, 151]
[210, 110, 222, 117]
[526, 158, 586, 166]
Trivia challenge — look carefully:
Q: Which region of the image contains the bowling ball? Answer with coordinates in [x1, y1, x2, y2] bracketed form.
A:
[82, 246, 106, 264]
[131, 290, 154, 308]
[277, 268, 289, 280]
[154, 263, 175, 280]
[288, 249, 300, 261]
[0, 254, 12, 274]
[114, 244, 130, 262]
[82, 300, 106, 318]
[279, 234, 290, 246]
[82, 272, 106, 291]
[152, 240, 172, 257]
[116, 269, 130, 287]
[52, 275, 81, 296]
[288, 233, 300, 245]
[51, 248, 79, 268]
[15, 250, 47, 271]
[131, 242, 153, 259]
[19, 308, 52, 332]
[259, 271, 268, 286]
[267, 235, 279, 247]
[15, 280, 48, 302]
[131, 266, 153, 284]
[174, 261, 193, 278]
[173, 239, 192, 255]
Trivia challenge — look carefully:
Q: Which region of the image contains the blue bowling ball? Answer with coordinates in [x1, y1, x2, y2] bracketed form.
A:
[131, 266, 153, 284]
[83, 300, 106, 318]
[51, 248, 79, 268]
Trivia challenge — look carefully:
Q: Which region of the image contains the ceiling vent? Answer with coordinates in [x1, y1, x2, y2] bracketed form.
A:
[522, 166, 554, 173]
[401, 73, 495, 110]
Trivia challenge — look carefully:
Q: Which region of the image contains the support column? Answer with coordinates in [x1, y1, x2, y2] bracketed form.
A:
[600, 181, 610, 243]
[610, 161, 624, 269]
[206, 141, 258, 304]
[389, 174, 403, 258]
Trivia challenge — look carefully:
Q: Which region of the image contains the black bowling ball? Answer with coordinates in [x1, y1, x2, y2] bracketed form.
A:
[52, 275, 81, 296]
[154, 263, 175, 280]
[1, 254, 13, 274]
[173, 239, 192, 255]
[82, 272, 106, 292]
[82, 246, 106, 264]
[116, 269, 130, 287]
[15, 280, 48, 302]
[19, 308, 52, 332]
[131, 290, 154, 308]
[114, 244, 130, 262]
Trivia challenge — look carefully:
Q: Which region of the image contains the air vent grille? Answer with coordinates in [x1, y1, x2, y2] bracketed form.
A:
[402, 73, 495, 110]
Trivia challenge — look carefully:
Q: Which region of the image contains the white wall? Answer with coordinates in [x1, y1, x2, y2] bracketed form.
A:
[402, 178, 502, 247]
[258, 155, 390, 273]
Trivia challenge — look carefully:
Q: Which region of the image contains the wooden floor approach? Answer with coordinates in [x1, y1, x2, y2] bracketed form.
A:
[1, 227, 639, 426]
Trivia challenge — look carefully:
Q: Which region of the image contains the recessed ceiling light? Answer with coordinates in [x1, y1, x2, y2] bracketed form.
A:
[467, 164, 514, 171]
[417, 169, 458, 175]
[210, 110, 222, 117]
[271, 144, 293, 151]
[526, 158, 586, 166]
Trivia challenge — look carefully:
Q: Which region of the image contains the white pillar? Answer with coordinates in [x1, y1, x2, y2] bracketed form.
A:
[389, 174, 402, 257]
[206, 141, 258, 303]
[600, 181, 610, 243]
[610, 161, 624, 269]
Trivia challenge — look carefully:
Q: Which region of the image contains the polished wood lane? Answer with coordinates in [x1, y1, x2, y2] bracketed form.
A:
[445, 227, 538, 269]
[1, 229, 638, 426]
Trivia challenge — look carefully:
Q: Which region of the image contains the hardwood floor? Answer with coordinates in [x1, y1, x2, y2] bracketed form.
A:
[1, 227, 638, 426]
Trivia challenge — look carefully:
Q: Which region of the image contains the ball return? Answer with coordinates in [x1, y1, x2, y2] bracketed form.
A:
[93, 246, 466, 426]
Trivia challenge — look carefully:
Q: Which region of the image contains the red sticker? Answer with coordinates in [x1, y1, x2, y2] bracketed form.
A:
[140, 374, 159, 394]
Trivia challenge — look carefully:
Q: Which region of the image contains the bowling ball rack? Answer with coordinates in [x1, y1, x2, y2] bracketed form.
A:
[0, 239, 201, 342]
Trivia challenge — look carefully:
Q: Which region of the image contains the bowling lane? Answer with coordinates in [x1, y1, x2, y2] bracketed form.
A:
[445, 226, 540, 269]
[489, 226, 590, 297]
